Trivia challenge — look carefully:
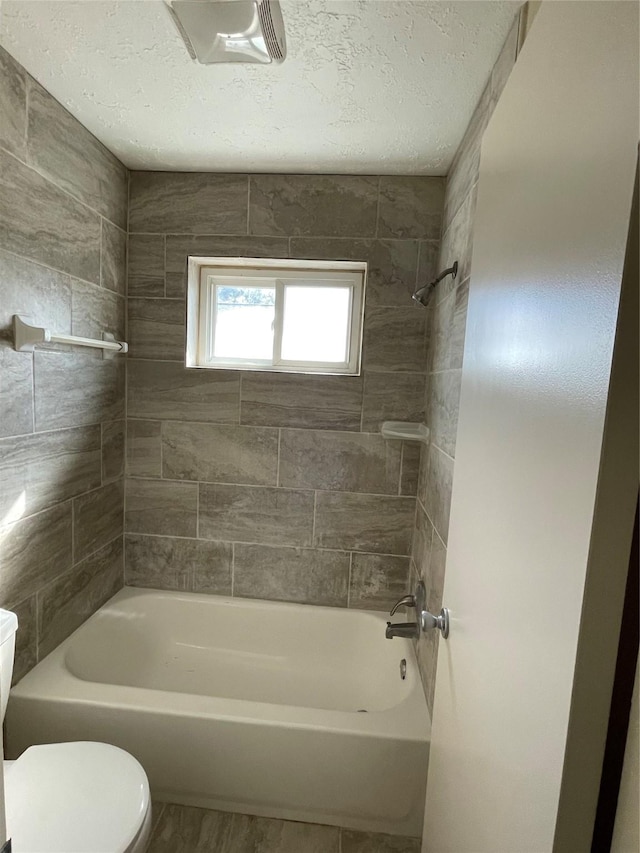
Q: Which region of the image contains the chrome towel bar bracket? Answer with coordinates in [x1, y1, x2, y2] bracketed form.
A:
[13, 315, 128, 358]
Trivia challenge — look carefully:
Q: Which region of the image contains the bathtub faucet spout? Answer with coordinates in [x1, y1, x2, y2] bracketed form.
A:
[385, 621, 420, 640]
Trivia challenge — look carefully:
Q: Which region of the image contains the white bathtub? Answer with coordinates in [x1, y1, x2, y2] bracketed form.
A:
[6, 587, 429, 836]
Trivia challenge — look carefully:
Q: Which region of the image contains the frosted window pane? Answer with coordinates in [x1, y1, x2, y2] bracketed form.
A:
[281, 286, 351, 363]
[214, 285, 275, 360]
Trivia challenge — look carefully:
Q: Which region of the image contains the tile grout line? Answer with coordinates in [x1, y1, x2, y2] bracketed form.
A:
[276, 428, 281, 487]
[0, 244, 127, 296]
[23, 67, 30, 154]
[1, 135, 127, 232]
[246, 176, 251, 236]
[99, 218, 105, 290]
[125, 474, 417, 501]
[231, 542, 235, 596]
[196, 479, 200, 539]
[127, 228, 438, 244]
[34, 590, 41, 663]
[30, 351, 36, 433]
[117, 529, 409, 560]
[311, 491, 317, 547]
[70, 498, 75, 566]
[163, 233, 168, 298]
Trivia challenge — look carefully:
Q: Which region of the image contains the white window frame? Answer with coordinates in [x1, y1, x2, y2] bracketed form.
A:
[186, 257, 367, 375]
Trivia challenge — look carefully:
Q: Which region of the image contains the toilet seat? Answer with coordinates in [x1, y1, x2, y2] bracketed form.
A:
[5, 741, 150, 853]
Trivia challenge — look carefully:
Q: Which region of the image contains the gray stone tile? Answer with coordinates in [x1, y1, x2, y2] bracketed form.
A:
[289, 237, 419, 308]
[0, 148, 101, 283]
[128, 234, 165, 298]
[148, 804, 340, 853]
[400, 441, 422, 497]
[34, 351, 124, 430]
[0, 503, 72, 608]
[129, 172, 248, 235]
[314, 492, 415, 555]
[37, 536, 122, 659]
[279, 429, 401, 495]
[100, 220, 126, 295]
[256, 816, 340, 853]
[417, 437, 429, 506]
[124, 534, 232, 594]
[349, 553, 410, 611]
[428, 287, 455, 374]
[150, 803, 166, 837]
[192, 540, 233, 595]
[438, 183, 477, 293]
[71, 279, 125, 342]
[73, 481, 124, 563]
[128, 359, 239, 423]
[427, 369, 462, 458]
[424, 444, 454, 546]
[427, 530, 447, 616]
[249, 174, 378, 237]
[126, 420, 162, 478]
[341, 828, 421, 853]
[199, 484, 314, 546]
[490, 12, 519, 111]
[128, 298, 185, 361]
[416, 622, 438, 716]
[11, 595, 37, 685]
[363, 307, 426, 373]
[241, 371, 363, 431]
[27, 79, 127, 228]
[162, 422, 278, 485]
[361, 372, 424, 433]
[125, 478, 198, 537]
[0, 348, 33, 437]
[165, 235, 289, 299]
[0, 425, 101, 519]
[0, 249, 71, 346]
[124, 533, 190, 591]
[377, 177, 445, 239]
[0, 45, 27, 160]
[234, 544, 350, 607]
[442, 81, 489, 231]
[416, 240, 441, 293]
[449, 278, 469, 370]
[412, 500, 433, 579]
[102, 420, 125, 483]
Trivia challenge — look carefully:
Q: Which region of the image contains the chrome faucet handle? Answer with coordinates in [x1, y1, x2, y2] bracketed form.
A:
[389, 594, 416, 616]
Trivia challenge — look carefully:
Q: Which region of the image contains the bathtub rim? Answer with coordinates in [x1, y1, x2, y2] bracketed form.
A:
[10, 586, 430, 743]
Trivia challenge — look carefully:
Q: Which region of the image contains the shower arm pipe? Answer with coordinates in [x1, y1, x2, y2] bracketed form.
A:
[412, 260, 459, 306]
[12, 315, 128, 356]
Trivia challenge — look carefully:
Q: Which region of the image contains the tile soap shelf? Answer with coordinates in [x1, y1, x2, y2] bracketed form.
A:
[380, 421, 430, 444]
[13, 315, 128, 358]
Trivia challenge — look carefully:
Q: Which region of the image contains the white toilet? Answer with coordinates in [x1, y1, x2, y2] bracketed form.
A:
[0, 609, 152, 853]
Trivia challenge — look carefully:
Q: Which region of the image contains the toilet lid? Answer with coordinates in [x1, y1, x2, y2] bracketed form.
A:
[5, 741, 150, 853]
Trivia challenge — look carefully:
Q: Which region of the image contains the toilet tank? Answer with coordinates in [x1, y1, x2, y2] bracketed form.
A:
[0, 609, 18, 722]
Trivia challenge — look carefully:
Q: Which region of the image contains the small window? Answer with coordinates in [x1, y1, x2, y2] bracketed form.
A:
[186, 258, 366, 375]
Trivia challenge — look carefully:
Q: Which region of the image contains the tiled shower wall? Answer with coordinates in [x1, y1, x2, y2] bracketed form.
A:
[125, 174, 444, 609]
[410, 12, 523, 713]
[0, 46, 128, 683]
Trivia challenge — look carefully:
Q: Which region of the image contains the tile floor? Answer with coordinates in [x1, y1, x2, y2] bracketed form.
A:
[147, 803, 421, 853]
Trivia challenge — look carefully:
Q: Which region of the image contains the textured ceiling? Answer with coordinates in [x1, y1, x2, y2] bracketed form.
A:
[0, 0, 520, 173]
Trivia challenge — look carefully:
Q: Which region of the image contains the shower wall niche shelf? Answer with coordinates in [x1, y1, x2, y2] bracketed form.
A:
[380, 422, 430, 444]
[13, 315, 128, 358]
